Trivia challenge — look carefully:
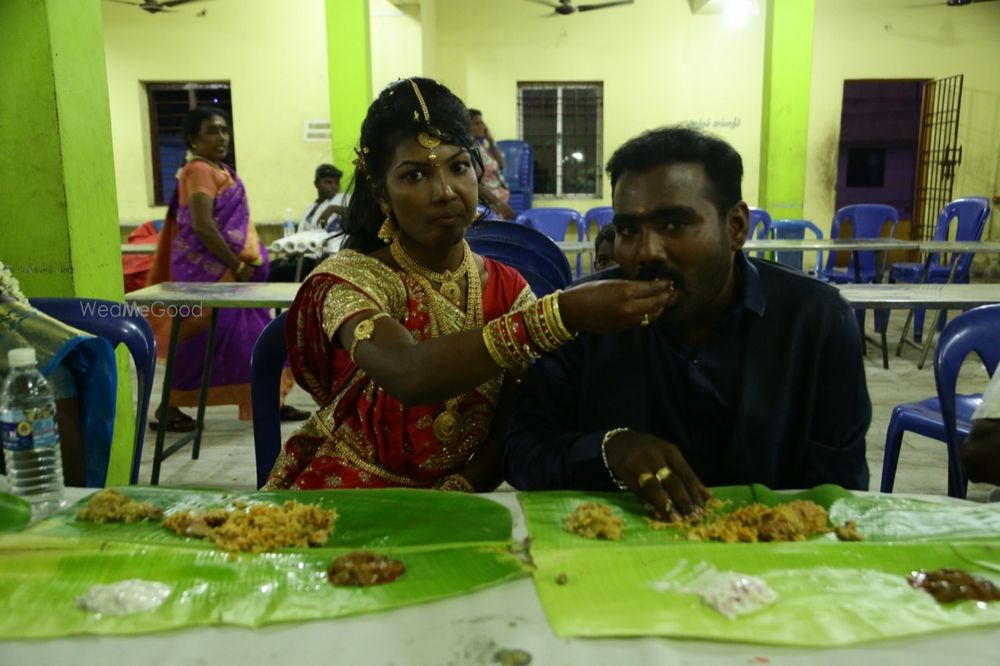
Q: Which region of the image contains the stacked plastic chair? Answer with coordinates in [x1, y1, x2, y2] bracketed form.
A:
[496, 140, 534, 216]
[746, 208, 773, 259]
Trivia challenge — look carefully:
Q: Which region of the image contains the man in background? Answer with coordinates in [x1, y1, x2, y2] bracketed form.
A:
[300, 163, 347, 232]
[271, 164, 347, 282]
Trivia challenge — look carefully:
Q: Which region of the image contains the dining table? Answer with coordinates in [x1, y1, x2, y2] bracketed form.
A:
[2, 484, 1000, 666]
[125, 282, 299, 484]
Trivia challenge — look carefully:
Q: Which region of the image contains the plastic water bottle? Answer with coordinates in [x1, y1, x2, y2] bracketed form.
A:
[283, 207, 296, 237]
[1, 348, 65, 520]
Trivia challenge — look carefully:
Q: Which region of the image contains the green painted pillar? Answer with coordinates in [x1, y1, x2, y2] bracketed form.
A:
[326, 0, 373, 183]
[758, 0, 815, 220]
[0, 0, 134, 485]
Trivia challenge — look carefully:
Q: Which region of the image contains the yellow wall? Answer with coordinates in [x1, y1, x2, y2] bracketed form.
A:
[103, 0, 333, 224]
[806, 0, 1000, 249]
[427, 0, 766, 213]
[369, 0, 423, 93]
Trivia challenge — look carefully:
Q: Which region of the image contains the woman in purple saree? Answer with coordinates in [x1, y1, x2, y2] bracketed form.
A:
[147, 107, 304, 430]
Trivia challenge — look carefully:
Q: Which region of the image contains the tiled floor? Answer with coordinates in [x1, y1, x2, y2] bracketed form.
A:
[138, 309, 998, 502]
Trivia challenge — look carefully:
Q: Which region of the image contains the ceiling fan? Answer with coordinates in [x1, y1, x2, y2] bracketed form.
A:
[530, 0, 635, 16]
[104, 0, 209, 14]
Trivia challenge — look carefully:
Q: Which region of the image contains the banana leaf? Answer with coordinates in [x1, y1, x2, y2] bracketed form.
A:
[0, 492, 30, 533]
[519, 486, 1000, 645]
[518, 485, 1000, 550]
[0, 487, 526, 638]
[25, 486, 513, 549]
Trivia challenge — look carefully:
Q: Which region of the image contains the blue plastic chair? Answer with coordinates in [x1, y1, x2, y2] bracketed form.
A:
[816, 204, 900, 284]
[250, 311, 288, 489]
[881, 304, 1000, 499]
[467, 238, 564, 296]
[29, 297, 156, 485]
[748, 208, 772, 241]
[890, 197, 991, 343]
[584, 206, 615, 232]
[515, 208, 587, 278]
[497, 140, 534, 215]
[769, 219, 825, 273]
[466, 220, 573, 286]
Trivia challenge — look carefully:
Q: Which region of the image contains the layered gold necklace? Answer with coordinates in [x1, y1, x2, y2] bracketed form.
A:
[390, 241, 472, 307]
[390, 241, 484, 445]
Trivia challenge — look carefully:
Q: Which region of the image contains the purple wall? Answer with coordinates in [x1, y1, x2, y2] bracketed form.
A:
[836, 80, 924, 220]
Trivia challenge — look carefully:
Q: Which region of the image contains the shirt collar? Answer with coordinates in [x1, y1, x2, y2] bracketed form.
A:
[734, 251, 766, 318]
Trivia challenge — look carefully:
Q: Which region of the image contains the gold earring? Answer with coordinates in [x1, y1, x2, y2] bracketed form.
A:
[378, 201, 398, 244]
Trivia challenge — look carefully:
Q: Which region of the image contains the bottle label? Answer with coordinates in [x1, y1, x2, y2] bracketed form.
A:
[0, 408, 59, 452]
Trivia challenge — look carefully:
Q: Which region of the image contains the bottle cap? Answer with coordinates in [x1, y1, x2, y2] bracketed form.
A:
[7, 347, 36, 368]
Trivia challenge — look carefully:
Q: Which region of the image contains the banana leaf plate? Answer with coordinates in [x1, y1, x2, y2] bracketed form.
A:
[519, 485, 1000, 646]
[0, 487, 527, 638]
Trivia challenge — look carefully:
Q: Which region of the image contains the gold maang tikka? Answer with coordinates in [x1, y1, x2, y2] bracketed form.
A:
[378, 201, 398, 244]
[409, 79, 442, 164]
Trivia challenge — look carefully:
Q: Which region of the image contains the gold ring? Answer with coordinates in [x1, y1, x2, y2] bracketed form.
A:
[655, 466, 671, 482]
[641, 314, 650, 327]
[637, 472, 655, 486]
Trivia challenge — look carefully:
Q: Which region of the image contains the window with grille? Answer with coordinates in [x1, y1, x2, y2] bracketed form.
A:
[518, 82, 603, 198]
[145, 82, 234, 205]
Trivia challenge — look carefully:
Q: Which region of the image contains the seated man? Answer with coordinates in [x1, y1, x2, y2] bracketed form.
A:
[300, 163, 347, 233]
[504, 127, 871, 517]
[271, 164, 347, 283]
[961, 371, 1000, 489]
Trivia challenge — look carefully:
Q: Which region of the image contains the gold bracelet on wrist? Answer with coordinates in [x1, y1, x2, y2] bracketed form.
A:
[601, 428, 631, 491]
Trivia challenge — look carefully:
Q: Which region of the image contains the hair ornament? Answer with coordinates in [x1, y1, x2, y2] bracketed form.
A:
[352, 146, 370, 176]
[409, 78, 431, 124]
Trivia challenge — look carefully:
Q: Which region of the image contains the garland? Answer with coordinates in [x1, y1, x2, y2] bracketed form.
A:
[0, 261, 28, 304]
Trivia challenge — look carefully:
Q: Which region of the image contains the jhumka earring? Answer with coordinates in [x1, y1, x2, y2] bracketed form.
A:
[378, 201, 398, 244]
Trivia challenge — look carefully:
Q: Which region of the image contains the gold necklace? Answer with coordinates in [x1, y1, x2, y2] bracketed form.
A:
[394, 247, 484, 444]
[390, 241, 472, 307]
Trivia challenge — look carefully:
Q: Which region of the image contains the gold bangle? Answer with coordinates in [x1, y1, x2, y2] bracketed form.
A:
[348, 312, 391, 362]
[549, 290, 576, 341]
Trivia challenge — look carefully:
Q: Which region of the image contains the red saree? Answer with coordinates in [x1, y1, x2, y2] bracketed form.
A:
[263, 250, 533, 490]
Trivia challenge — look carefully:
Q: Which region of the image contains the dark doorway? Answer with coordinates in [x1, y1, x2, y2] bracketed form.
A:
[835, 79, 925, 246]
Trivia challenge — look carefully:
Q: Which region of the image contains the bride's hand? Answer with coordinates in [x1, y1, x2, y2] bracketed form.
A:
[557, 279, 676, 333]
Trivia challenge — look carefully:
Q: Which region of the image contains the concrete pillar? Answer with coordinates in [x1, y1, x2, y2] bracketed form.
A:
[759, 0, 816, 220]
[0, 0, 133, 485]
